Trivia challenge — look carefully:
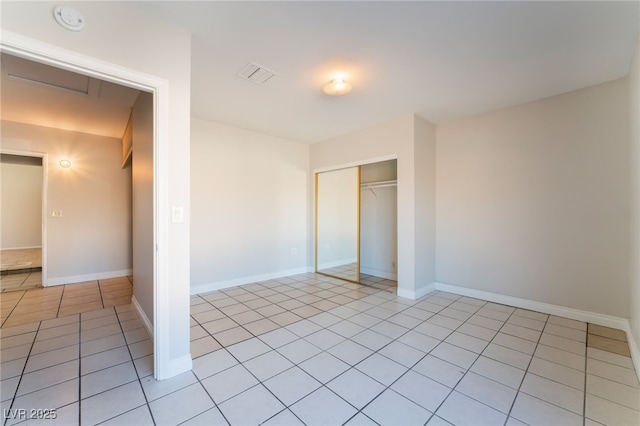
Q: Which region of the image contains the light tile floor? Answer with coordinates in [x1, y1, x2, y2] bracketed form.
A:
[1, 272, 638, 425]
[1, 277, 133, 328]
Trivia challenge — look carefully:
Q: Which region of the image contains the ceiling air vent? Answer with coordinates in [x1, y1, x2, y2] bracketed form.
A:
[236, 62, 277, 85]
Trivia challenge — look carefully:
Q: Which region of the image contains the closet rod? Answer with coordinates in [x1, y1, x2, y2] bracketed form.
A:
[360, 179, 397, 189]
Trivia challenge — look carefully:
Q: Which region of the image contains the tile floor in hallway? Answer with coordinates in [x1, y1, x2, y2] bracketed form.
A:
[1, 249, 44, 293]
[0, 277, 133, 328]
[1, 272, 639, 426]
[0, 272, 42, 294]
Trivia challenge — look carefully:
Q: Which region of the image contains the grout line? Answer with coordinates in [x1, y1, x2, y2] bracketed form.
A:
[0, 291, 29, 328]
[192, 276, 402, 424]
[97, 280, 105, 309]
[3, 320, 42, 426]
[503, 311, 550, 425]
[7, 273, 637, 425]
[583, 327, 588, 426]
[55, 284, 66, 318]
[77, 312, 82, 426]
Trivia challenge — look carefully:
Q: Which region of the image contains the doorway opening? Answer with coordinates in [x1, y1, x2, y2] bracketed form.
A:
[0, 152, 46, 292]
[0, 36, 174, 379]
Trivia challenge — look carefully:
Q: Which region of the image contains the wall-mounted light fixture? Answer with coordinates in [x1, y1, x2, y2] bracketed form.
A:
[323, 78, 352, 96]
[59, 159, 71, 168]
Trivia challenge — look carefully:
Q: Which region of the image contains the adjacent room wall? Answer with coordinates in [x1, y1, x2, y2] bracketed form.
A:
[1, 155, 42, 249]
[132, 92, 154, 326]
[190, 118, 310, 293]
[629, 36, 640, 363]
[436, 78, 630, 318]
[1, 120, 132, 282]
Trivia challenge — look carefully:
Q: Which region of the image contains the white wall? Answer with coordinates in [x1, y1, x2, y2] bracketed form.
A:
[1, 157, 42, 249]
[132, 92, 154, 326]
[190, 118, 310, 293]
[436, 78, 630, 317]
[1, 120, 132, 282]
[311, 114, 437, 298]
[2, 1, 192, 379]
[629, 36, 640, 363]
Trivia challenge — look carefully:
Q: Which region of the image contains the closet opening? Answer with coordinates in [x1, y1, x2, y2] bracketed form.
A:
[359, 159, 397, 292]
[314, 159, 398, 293]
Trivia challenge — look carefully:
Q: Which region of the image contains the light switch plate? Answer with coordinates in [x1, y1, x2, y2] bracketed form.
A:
[172, 206, 184, 223]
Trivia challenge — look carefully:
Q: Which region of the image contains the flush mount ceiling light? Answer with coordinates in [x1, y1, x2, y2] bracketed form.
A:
[54, 5, 85, 31]
[323, 78, 352, 96]
[59, 159, 71, 168]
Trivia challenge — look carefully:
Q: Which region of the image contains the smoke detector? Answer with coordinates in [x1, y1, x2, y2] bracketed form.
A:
[54, 6, 85, 32]
[236, 62, 277, 85]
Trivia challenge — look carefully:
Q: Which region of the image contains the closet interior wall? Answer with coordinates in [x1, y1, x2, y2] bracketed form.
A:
[360, 160, 398, 281]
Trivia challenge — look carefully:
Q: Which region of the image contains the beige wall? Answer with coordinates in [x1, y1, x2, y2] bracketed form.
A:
[629, 36, 640, 357]
[1, 158, 42, 249]
[1, 121, 132, 282]
[436, 78, 630, 317]
[414, 117, 437, 291]
[190, 118, 310, 292]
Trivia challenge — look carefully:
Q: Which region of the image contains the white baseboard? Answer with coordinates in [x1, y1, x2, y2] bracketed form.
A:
[434, 282, 629, 331]
[191, 266, 312, 295]
[434, 282, 640, 382]
[435, 283, 640, 380]
[131, 296, 193, 381]
[360, 267, 397, 281]
[0, 245, 42, 251]
[46, 269, 133, 286]
[156, 354, 193, 381]
[131, 295, 153, 342]
[397, 282, 435, 300]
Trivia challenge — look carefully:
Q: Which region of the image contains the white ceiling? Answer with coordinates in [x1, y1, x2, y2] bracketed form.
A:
[2, 2, 638, 143]
[131, 1, 640, 143]
[1, 53, 140, 139]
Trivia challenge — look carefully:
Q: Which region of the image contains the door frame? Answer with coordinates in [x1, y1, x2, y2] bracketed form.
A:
[0, 149, 48, 287]
[1, 31, 174, 380]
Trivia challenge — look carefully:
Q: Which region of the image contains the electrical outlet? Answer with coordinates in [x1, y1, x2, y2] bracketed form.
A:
[51, 210, 63, 218]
